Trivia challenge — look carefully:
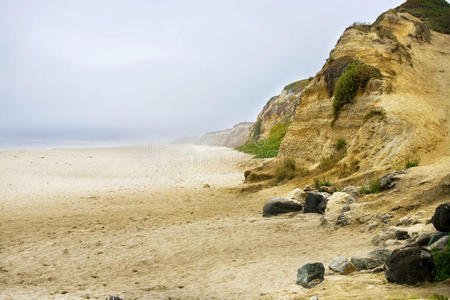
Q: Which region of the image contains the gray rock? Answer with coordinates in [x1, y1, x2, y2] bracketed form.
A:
[428, 235, 449, 251]
[262, 197, 303, 217]
[304, 192, 329, 215]
[296, 262, 325, 288]
[106, 297, 123, 300]
[431, 202, 450, 232]
[385, 245, 434, 285]
[321, 192, 355, 226]
[328, 257, 356, 275]
[341, 185, 361, 199]
[379, 173, 401, 191]
[335, 212, 352, 227]
[429, 232, 449, 245]
[351, 248, 391, 270]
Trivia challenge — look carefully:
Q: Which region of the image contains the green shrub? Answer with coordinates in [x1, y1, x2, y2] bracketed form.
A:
[236, 121, 290, 158]
[405, 158, 420, 169]
[433, 234, 450, 282]
[276, 158, 296, 182]
[253, 119, 262, 141]
[398, 0, 450, 34]
[361, 177, 381, 194]
[333, 60, 382, 118]
[283, 78, 311, 94]
[335, 138, 347, 151]
[348, 22, 371, 32]
[314, 178, 332, 189]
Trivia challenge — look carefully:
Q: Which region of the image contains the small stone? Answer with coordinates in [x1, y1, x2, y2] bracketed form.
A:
[428, 235, 449, 251]
[395, 230, 410, 240]
[296, 262, 325, 288]
[429, 232, 449, 245]
[328, 257, 356, 275]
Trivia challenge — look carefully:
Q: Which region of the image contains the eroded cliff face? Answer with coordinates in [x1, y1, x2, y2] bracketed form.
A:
[278, 9, 450, 177]
[249, 79, 310, 141]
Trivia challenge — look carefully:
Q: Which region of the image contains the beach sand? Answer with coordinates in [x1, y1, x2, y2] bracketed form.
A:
[0, 145, 448, 299]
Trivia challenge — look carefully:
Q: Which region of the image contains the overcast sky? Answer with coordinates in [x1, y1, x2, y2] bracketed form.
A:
[0, 0, 404, 143]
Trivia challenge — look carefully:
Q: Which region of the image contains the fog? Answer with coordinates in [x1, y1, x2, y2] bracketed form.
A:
[0, 0, 404, 146]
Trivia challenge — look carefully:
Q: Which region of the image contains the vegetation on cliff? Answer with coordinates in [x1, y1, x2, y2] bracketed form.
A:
[433, 234, 450, 281]
[236, 121, 290, 158]
[333, 59, 382, 118]
[283, 78, 312, 94]
[398, 0, 450, 34]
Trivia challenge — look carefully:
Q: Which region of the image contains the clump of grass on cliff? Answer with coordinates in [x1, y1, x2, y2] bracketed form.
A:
[253, 119, 262, 141]
[276, 158, 296, 182]
[236, 121, 290, 158]
[283, 78, 311, 94]
[333, 59, 382, 118]
[398, 0, 450, 34]
[433, 234, 450, 282]
[360, 177, 382, 194]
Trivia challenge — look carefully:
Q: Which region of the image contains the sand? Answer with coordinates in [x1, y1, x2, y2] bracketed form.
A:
[0, 145, 448, 300]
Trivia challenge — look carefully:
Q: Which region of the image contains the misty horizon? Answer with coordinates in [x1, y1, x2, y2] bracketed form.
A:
[1, 0, 404, 148]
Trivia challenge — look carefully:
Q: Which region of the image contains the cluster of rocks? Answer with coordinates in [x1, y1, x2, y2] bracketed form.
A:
[295, 202, 449, 289]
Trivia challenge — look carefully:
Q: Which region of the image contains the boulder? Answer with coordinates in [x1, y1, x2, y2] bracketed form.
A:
[288, 188, 307, 203]
[431, 202, 450, 232]
[304, 192, 329, 214]
[416, 233, 432, 246]
[296, 262, 325, 288]
[262, 197, 303, 217]
[328, 257, 356, 275]
[385, 245, 435, 285]
[351, 248, 391, 271]
[379, 172, 401, 191]
[321, 192, 355, 226]
[341, 185, 361, 199]
[429, 232, 449, 245]
[428, 235, 449, 251]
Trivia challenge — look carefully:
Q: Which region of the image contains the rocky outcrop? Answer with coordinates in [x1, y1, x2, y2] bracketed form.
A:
[249, 79, 311, 141]
[176, 122, 253, 148]
[385, 245, 435, 285]
[351, 248, 391, 271]
[321, 192, 355, 226]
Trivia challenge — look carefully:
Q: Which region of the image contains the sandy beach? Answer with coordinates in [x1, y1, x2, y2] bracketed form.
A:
[0, 145, 448, 300]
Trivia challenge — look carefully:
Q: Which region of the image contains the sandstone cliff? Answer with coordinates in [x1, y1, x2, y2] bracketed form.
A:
[277, 7, 450, 178]
[176, 122, 253, 148]
[249, 78, 311, 141]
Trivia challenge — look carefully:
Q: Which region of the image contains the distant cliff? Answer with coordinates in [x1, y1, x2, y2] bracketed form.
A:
[249, 78, 311, 142]
[176, 122, 253, 148]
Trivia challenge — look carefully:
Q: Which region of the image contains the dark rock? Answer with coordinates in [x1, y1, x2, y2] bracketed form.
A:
[304, 192, 329, 214]
[431, 202, 450, 232]
[380, 173, 401, 191]
[262, 197, 303, 217]
[335, 212, 351, 227]
[296, 262, 325, 288]
[417, 233, 432, 246]
[396, 230, 410, 240]
[428, 235, 449, 251]
[385, 245, 434, 285]
[372, 266, 384, 274]
[106, 297, 123, 300]
[351, 248, 391, 270]
[429, 232, 449, 245]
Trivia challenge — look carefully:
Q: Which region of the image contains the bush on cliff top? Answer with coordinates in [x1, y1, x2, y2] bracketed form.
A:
[398, 0, 450, 34]
[333, 59, 382, 118]
[236, 121, 290, 158]
[283, 78, 311, 94]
